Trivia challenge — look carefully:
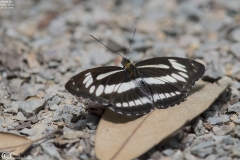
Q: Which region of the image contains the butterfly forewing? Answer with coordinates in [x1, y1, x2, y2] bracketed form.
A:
[136, 57, 205, 108]
[65, 66, 125, 104]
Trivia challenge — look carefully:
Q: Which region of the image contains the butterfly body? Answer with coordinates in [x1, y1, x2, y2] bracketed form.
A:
[65, 57, 205, 116]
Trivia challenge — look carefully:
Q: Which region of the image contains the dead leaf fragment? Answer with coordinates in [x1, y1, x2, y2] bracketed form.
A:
[0, 132, 33, 156]
[95, 81, 229, 160]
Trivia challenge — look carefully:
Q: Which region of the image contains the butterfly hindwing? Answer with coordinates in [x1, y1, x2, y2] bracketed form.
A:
[109, 77, 154, 115]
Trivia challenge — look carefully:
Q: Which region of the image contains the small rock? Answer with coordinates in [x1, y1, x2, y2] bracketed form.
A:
[228, 102, 240, 114]
[205, 154, 217, 160]
[181, 2, 201, 21]
[41, 142, 63, 160]
[222, 136, 235, 145]
[11, 83, 37, 101]
[231, 28, 240, 42]
[233, 126, 240, 138]
[15, 112, 27, 121]
[39, 69, 55, 80]
[52, 96, 62, 105]
[182, 134, 196, 147]
[172, 150, 183, 160]
[191, 141, 215, 151]
[162, 149, 174, 156]
[212, 122, 235, 136]
[193, 119, 206, 136]
[49, 104, 59, 111]
[18, 99, 46, 118]
[63, 131, 84, 139]
[207, 115, 229, 125]
[151, 151, 162, 159]
[61, 113, 72, 123]
[20, 128, 34, 136]
[217, 76, 232, 87]
[4, 102, 19, 114]
[191, 147, 213, 158]
[230, 43, 240, 59]
[79, 154, 89, 160]
[184, 152, 198, 160]
[202, 61, 224, 82]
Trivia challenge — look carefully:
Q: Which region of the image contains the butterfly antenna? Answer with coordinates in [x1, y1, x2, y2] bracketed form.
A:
[126, 28, 136, 58]
[90, 35, 124, 58]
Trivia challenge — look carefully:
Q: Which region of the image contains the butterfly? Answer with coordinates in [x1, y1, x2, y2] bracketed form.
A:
[65, 54, 205, 116]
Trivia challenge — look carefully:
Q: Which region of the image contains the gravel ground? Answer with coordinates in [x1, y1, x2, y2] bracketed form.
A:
[0, 0, 240, 159]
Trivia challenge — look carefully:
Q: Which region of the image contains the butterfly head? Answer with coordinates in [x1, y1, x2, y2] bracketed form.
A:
[121, 57, 131, 67]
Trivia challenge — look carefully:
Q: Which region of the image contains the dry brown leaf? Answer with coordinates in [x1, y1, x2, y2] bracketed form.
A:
[95, 81, 230, 160]
[0, 132, 33, 156]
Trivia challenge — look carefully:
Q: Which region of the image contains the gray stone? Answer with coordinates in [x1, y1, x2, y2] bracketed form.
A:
[41, 142, 63, 160]
[232, 63, 240, 75]
[181, 2, 201, 21]
[191, 147, 214, 158]
[18, 99, 46, 118]
[4, 101, 19, 114]
[39, 69, 55, 80]
[48, 61, 59, 68]
[61, 113, 72, 123]
[204, 154, 217, 160]
[20, 128, 34, 136]
[11, 83, 37, 101]
[212, 123, 235, 136]
[222, 136, 235, 145]
[230, 43, 240, 59]
[191, 141, 215, 151]
[172, 150, 183, 160]
[202, 61, 224, 81]
[79, 154, 89, 160]
[231, 28, 240, 42]
[15, 112, 27, 121]
[193, 119, 206, 136]
[52, 96, 62, 105]
[184, 152, 198, 160]
[233, 126, 240, 138]
[150, 151, 162, 160]
[182, 134, 196, 147]
[49, 104, 59, 111]
[228, 102, 240, 114]
[217, 76, 233, 87]
[162, 149, 174, 156]
[207, 115, 229, 125]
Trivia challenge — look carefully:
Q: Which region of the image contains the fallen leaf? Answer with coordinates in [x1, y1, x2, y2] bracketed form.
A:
[95, 81, 229, 160]
[0, 132, 33, 156]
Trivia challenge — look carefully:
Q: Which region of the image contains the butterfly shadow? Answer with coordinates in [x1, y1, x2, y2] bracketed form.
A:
[102, 109, 141, 124]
